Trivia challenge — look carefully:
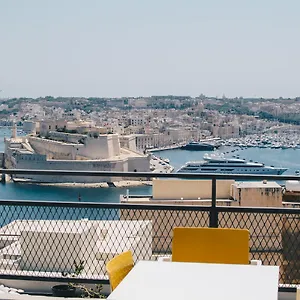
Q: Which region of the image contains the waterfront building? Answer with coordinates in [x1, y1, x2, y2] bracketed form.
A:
[231, 181, 282, 207]
[135, 133, 165, 152]
[4, 129, 150, 183]
[121, 179, 283, 208]
[165, 128, 191, 144]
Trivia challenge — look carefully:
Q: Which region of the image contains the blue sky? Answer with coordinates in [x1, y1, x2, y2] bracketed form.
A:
[0, 0, 299, 98]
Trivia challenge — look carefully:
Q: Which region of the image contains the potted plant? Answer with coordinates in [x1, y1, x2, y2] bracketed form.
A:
[52, 260, 106, 298]
[52, 284, 76, 298]
[52, 260, 84, 297]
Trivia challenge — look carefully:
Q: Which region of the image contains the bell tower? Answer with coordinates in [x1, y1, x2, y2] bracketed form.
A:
[11, 122, 17, 139]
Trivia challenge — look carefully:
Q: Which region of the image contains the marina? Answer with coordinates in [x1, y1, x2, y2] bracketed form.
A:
[0, 145, 299, 203]
[223, 133, 300, 149]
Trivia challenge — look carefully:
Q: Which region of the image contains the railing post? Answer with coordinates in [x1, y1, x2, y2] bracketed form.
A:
[209, 177, 218, 228]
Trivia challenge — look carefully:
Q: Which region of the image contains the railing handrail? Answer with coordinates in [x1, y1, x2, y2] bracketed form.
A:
[1, 168, 300, 180]
[1, 199, 300, 214]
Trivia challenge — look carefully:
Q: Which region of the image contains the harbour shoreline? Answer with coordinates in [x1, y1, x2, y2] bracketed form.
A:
[11, 179, 153, 188]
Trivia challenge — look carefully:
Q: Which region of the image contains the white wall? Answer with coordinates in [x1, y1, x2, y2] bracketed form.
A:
[127, 156, 150, 172]
[111, 134, 121, 156]
[79, 136, 110, 159]
[15, 158, 126, 183]
[29, 137, 80, 160]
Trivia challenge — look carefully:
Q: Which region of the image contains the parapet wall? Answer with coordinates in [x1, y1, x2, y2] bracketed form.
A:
[29, 137, 80, 160]
[152, 179, 235, 200]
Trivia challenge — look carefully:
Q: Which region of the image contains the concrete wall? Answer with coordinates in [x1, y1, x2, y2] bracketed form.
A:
[1, 220, 152, 278]
[152, 179, 235, 200]
[19, 221, 99, 272]
[231, 182, 283, 207]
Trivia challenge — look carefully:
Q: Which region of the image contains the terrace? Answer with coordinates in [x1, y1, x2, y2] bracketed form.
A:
[0, 169, 299, 299]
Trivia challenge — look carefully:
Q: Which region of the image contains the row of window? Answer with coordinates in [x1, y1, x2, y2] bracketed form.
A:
[184, 167, 270, 172]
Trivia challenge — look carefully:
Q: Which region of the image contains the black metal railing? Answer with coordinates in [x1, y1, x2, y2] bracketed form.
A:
[0, 169, 299, 291]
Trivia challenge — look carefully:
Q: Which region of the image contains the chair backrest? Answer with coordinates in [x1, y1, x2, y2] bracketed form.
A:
[106, 251, 134, 291]
[172, 227, 249, 264]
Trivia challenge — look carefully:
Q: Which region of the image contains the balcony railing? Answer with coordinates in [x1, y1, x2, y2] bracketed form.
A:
[0, 169, 299, 292]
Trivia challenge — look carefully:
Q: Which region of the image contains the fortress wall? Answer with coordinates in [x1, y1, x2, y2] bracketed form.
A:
[127, 156, 151, 172]
[29, 137, 82, 160]
[79, 136, 110, 159]
[14, 158, 127, 183]
[111, 134, 121, 156]
[48, 132, 85, 144]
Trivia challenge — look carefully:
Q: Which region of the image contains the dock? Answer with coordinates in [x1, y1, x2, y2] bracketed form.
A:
[149, 143, 185, 152]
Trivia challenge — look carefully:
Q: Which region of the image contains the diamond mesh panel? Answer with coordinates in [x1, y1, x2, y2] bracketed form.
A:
[1, 201, 299, 287]
[218, 210, 300, 284]
[0, 203, 209, 282]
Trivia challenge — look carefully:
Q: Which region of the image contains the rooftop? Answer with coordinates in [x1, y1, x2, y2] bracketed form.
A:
[234, 181, 282, 189]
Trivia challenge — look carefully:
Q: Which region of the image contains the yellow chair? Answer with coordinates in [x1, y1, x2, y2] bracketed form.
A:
[106, 251, 134, 291]
[171, 227, 250, 264]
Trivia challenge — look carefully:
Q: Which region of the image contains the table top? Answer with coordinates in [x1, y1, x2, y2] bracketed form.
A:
[108, 260, 279, 300]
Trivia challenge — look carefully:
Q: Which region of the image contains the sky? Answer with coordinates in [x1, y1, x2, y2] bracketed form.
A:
[0, 0, 299, 99]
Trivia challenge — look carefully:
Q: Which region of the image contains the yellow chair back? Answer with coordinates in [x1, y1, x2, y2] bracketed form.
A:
[106, 251, 134, 291]
[172, 227, 249, 264]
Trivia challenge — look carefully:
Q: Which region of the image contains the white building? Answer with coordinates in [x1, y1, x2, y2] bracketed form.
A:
[0, 219, 152, 276]
[135, 133, 165, 152]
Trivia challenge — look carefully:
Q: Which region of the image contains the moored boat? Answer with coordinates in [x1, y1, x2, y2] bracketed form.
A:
[177, 154, 288, 175]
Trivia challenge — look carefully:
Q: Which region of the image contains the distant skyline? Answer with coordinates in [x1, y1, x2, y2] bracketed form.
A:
[0, 0, 299, 99]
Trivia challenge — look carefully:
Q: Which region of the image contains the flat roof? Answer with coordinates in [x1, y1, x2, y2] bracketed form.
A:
[234, 181, 281, 189]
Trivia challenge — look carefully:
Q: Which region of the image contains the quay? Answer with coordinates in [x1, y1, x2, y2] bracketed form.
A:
[148, 143, 185, 152]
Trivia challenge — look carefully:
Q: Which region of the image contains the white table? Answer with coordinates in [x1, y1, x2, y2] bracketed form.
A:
[108, 261, 279, 300]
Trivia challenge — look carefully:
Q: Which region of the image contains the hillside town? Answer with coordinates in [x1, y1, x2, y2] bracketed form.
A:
[0, 95, 300, 152]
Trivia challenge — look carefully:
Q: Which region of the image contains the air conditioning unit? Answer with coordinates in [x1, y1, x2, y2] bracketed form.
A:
[286, 181, 300, 192]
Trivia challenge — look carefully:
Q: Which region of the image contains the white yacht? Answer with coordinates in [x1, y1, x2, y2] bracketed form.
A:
[177, 154, 287, 175]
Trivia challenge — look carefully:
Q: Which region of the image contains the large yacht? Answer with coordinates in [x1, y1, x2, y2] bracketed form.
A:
[177, 154, 288, 175]
[181, 142, 216, 151]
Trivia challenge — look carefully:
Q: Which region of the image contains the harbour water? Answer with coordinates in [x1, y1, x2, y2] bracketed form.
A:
[0, 128, 299, 203]
[155, 147, 300, 176]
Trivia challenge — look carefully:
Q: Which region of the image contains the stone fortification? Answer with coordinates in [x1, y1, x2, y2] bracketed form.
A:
[5, 133, 150, 183]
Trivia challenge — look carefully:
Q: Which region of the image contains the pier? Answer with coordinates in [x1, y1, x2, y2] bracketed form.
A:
[149, 143, 185, 152]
